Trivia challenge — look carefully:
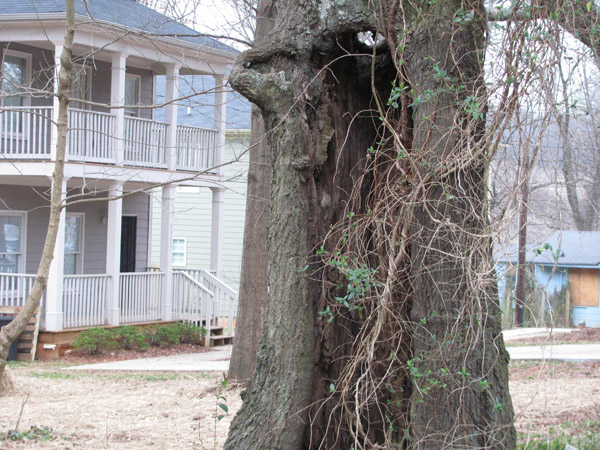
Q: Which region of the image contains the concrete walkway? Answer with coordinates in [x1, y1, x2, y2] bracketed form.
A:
[507, 343, 600, 361]
[67, 345, 232, 372]
[502, 327, 576, 342]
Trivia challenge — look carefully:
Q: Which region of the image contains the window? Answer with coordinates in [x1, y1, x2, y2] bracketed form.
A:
[124, 74, 140, 117]
[0, 212, 26, 273]
[64, 213, 84, 275]
[2, 50, 31, 133]
[172, 238, 187, 267]
[2, 50, 30, 107]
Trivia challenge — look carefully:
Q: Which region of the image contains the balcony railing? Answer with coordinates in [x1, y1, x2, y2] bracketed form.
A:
[0, 107, 53, 158]
[0, 107, 219, 172]
[124, 116, 168, 168]
[176, 125, 218, 171]
[68, 109, 115, 163]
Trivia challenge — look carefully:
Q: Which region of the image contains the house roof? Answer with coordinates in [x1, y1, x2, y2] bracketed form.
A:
[0, 0, 236, 54]
[497, 231, 600, 267]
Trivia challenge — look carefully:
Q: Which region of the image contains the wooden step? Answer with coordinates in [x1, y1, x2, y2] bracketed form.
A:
[207, 334, 234, 347]
[208, 326, 224, 336]
[0, 306, 40, 362]
[17, 307, 41, 361]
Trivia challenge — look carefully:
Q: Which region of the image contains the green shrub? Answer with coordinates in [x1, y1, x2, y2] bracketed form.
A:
[72, 327, 117, 355]
[173, 322, 205, 344]
[145, 322, 205, 347]
[147, 324, 180, 347]
[115, 325, 148, 350]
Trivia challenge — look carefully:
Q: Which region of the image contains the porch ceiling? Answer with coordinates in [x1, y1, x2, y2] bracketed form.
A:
[0, 163, 224, 191]
[0, 20, 231, 76]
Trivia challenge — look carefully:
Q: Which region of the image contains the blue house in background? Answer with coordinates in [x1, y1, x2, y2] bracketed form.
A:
[497, 231, 600, 327]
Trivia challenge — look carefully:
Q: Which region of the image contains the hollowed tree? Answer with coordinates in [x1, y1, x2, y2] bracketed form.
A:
[225, 1, 515, 448]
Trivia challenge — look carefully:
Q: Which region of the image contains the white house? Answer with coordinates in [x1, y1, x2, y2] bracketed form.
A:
[0, 0, 238, 357]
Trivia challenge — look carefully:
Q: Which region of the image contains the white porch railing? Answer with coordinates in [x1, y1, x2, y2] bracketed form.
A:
[3, 270, 233, 333]
[120, 272, 164, 323]
[0, 108, 219, 172]
[0, 107, 53, 158]
[172, 271, 216, 337]
[63, 274, 111, 328]
[0, 273, 39, 307]
[68, 109, 115, 163]
[124, 116, 168, 168]
[178, 269, 237, 336]
[176, 126, 218, 171]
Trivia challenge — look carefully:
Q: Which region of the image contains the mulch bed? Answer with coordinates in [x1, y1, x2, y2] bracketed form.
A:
[510, 359, 600, 380]
[59, 343, 212, 365]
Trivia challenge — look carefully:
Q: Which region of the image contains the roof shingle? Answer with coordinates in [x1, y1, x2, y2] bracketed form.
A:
[0, 0, 236, 53]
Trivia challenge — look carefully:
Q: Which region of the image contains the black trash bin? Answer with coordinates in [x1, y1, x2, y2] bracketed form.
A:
[0, 316, 19, 361]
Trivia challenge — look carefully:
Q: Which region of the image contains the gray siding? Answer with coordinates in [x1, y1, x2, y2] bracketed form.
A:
[0, 43, 53, 108]
[0, 43, 156, 115]
[127, 67, 154, 120]
[67, 192, 109, 274]
[91, 59, 111, 113]
[0, 185, 151, 274]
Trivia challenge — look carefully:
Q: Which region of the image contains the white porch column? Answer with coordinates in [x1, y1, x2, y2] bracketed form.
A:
[111, 53, 128, 164]
[213, 75, 228, 175]
[160, 184, 176, 320]
[50, 42, 68, 162]
[45, 177, 69, 331]
[106, 182, 123, 326]
[164, 64, 180, 171]
[210, 187, 225, 277]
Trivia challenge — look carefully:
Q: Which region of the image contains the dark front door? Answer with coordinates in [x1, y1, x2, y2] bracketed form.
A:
[120, 216, 137, 273]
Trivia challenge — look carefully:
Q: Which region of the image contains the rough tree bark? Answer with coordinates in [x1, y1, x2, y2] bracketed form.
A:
[228, 0, 274, 382]
[223, 1, 516, 449]
[0, 0, 73, 392]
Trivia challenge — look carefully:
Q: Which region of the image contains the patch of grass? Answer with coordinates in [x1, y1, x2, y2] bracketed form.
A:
[142, 373, 181, 381]
[99, 372, 214, 382]
[518, 422, 600, 449]
[6, 360, 28, 367]
[28, 371, 80, 380]
[3, 425, 57, 443]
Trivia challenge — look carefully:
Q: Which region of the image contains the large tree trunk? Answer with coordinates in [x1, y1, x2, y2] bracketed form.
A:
[228, 0, 274, 382]
[0, 0, 74, 391]
[225, 1, 515, 448]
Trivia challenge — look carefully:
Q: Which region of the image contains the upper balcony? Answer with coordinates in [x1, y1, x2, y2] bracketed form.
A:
[0, 0, 236, 182]
[0, 106, 219, 172]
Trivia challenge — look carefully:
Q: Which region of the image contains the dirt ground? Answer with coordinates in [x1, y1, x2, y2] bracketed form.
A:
[510, 360, 600, 438]
[0, 359, 243, 450]
[0, 345, 599, 449]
